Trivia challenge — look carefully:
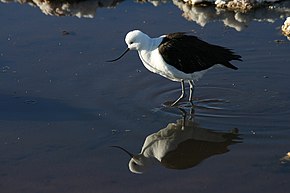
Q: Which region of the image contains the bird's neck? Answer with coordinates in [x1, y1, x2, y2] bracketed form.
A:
[150, 37, 163, 50]
[139, 37, 163, 52]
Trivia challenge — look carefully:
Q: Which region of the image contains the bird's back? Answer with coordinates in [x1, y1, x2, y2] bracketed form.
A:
[158, 32, 242, 74]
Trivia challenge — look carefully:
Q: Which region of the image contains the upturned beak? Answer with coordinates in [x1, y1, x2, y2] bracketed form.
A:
[106, 48, 130, 62]
[110, 145, 134, 158]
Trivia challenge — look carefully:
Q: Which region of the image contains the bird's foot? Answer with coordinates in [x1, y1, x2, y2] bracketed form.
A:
[189, 100, 194, 107]
[162, 100, 194, 108]
[162, 101, 179, 107]
[170, 98, 183, 107]
[170, 102, 179, 107]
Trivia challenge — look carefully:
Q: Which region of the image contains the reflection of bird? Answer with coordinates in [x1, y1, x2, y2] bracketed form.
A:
[107, 30, 242, 106]
[112, 114, 241, 174]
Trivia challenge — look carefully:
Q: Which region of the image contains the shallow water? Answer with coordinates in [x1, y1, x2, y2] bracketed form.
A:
[0, 1, 290, 193]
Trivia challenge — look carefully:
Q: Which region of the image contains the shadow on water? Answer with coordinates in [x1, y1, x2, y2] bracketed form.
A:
[0, 94, 97, 121]
[111, 107, 242, 174]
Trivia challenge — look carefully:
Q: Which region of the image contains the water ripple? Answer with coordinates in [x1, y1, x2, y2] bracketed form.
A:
[149, 84, 290, 119]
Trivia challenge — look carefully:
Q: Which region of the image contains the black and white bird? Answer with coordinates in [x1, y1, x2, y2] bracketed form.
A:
[107, 30, 242, 106]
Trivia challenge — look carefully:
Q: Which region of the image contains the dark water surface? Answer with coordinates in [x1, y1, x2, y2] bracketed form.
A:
[0, 1, 290, 193]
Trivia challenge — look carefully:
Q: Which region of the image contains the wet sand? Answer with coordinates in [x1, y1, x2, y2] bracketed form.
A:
[0, 1, 290, 193]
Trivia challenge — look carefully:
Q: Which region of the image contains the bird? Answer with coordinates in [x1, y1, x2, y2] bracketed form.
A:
[107, 30, 242, 106]
[111, 110, 241, 174]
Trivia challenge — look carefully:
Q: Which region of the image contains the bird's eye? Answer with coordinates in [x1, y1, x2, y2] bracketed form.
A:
[129, 41, 133, 45]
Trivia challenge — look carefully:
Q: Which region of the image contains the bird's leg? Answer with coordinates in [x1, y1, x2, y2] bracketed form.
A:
[188, 80, 195, 105]
[189, 106, 195, 120]
[177, 107, 187, 127]
[171, 80, 185, 107]
[178, 107, 187, 118]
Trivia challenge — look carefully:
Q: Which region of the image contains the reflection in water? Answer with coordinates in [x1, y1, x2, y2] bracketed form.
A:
[280, 152, 290, 164]
[279, 152, 290, 173]
[113, 108, 242, 174]
[1, 0, 289, 31]
[172, 0, 290, 31]
[1, 0, 122, 18]
[177, 0, 283, 11]
[282, 17, 290, 40]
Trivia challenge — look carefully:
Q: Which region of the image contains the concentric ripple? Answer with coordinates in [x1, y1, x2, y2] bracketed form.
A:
[150, 83, 290, 119]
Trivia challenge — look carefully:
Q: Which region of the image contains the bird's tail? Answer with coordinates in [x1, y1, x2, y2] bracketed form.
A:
[222, 52, 242, 70]
[222, 61, 239, 70]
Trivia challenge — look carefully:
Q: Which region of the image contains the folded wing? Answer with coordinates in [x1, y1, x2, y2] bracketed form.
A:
[158, 32, 242, 74]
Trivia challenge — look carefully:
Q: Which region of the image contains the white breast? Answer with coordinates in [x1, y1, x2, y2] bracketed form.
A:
[139, 48, 184, 81]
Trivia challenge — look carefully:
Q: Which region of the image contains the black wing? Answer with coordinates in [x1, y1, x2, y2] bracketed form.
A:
[158, 32, 242, 74]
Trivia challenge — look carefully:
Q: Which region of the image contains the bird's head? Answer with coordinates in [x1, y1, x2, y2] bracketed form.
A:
[110, 145, 151, 174]
[125, 30, 149, 51]
[106, 30, 150, 62]
[128, 154, 150, 174]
